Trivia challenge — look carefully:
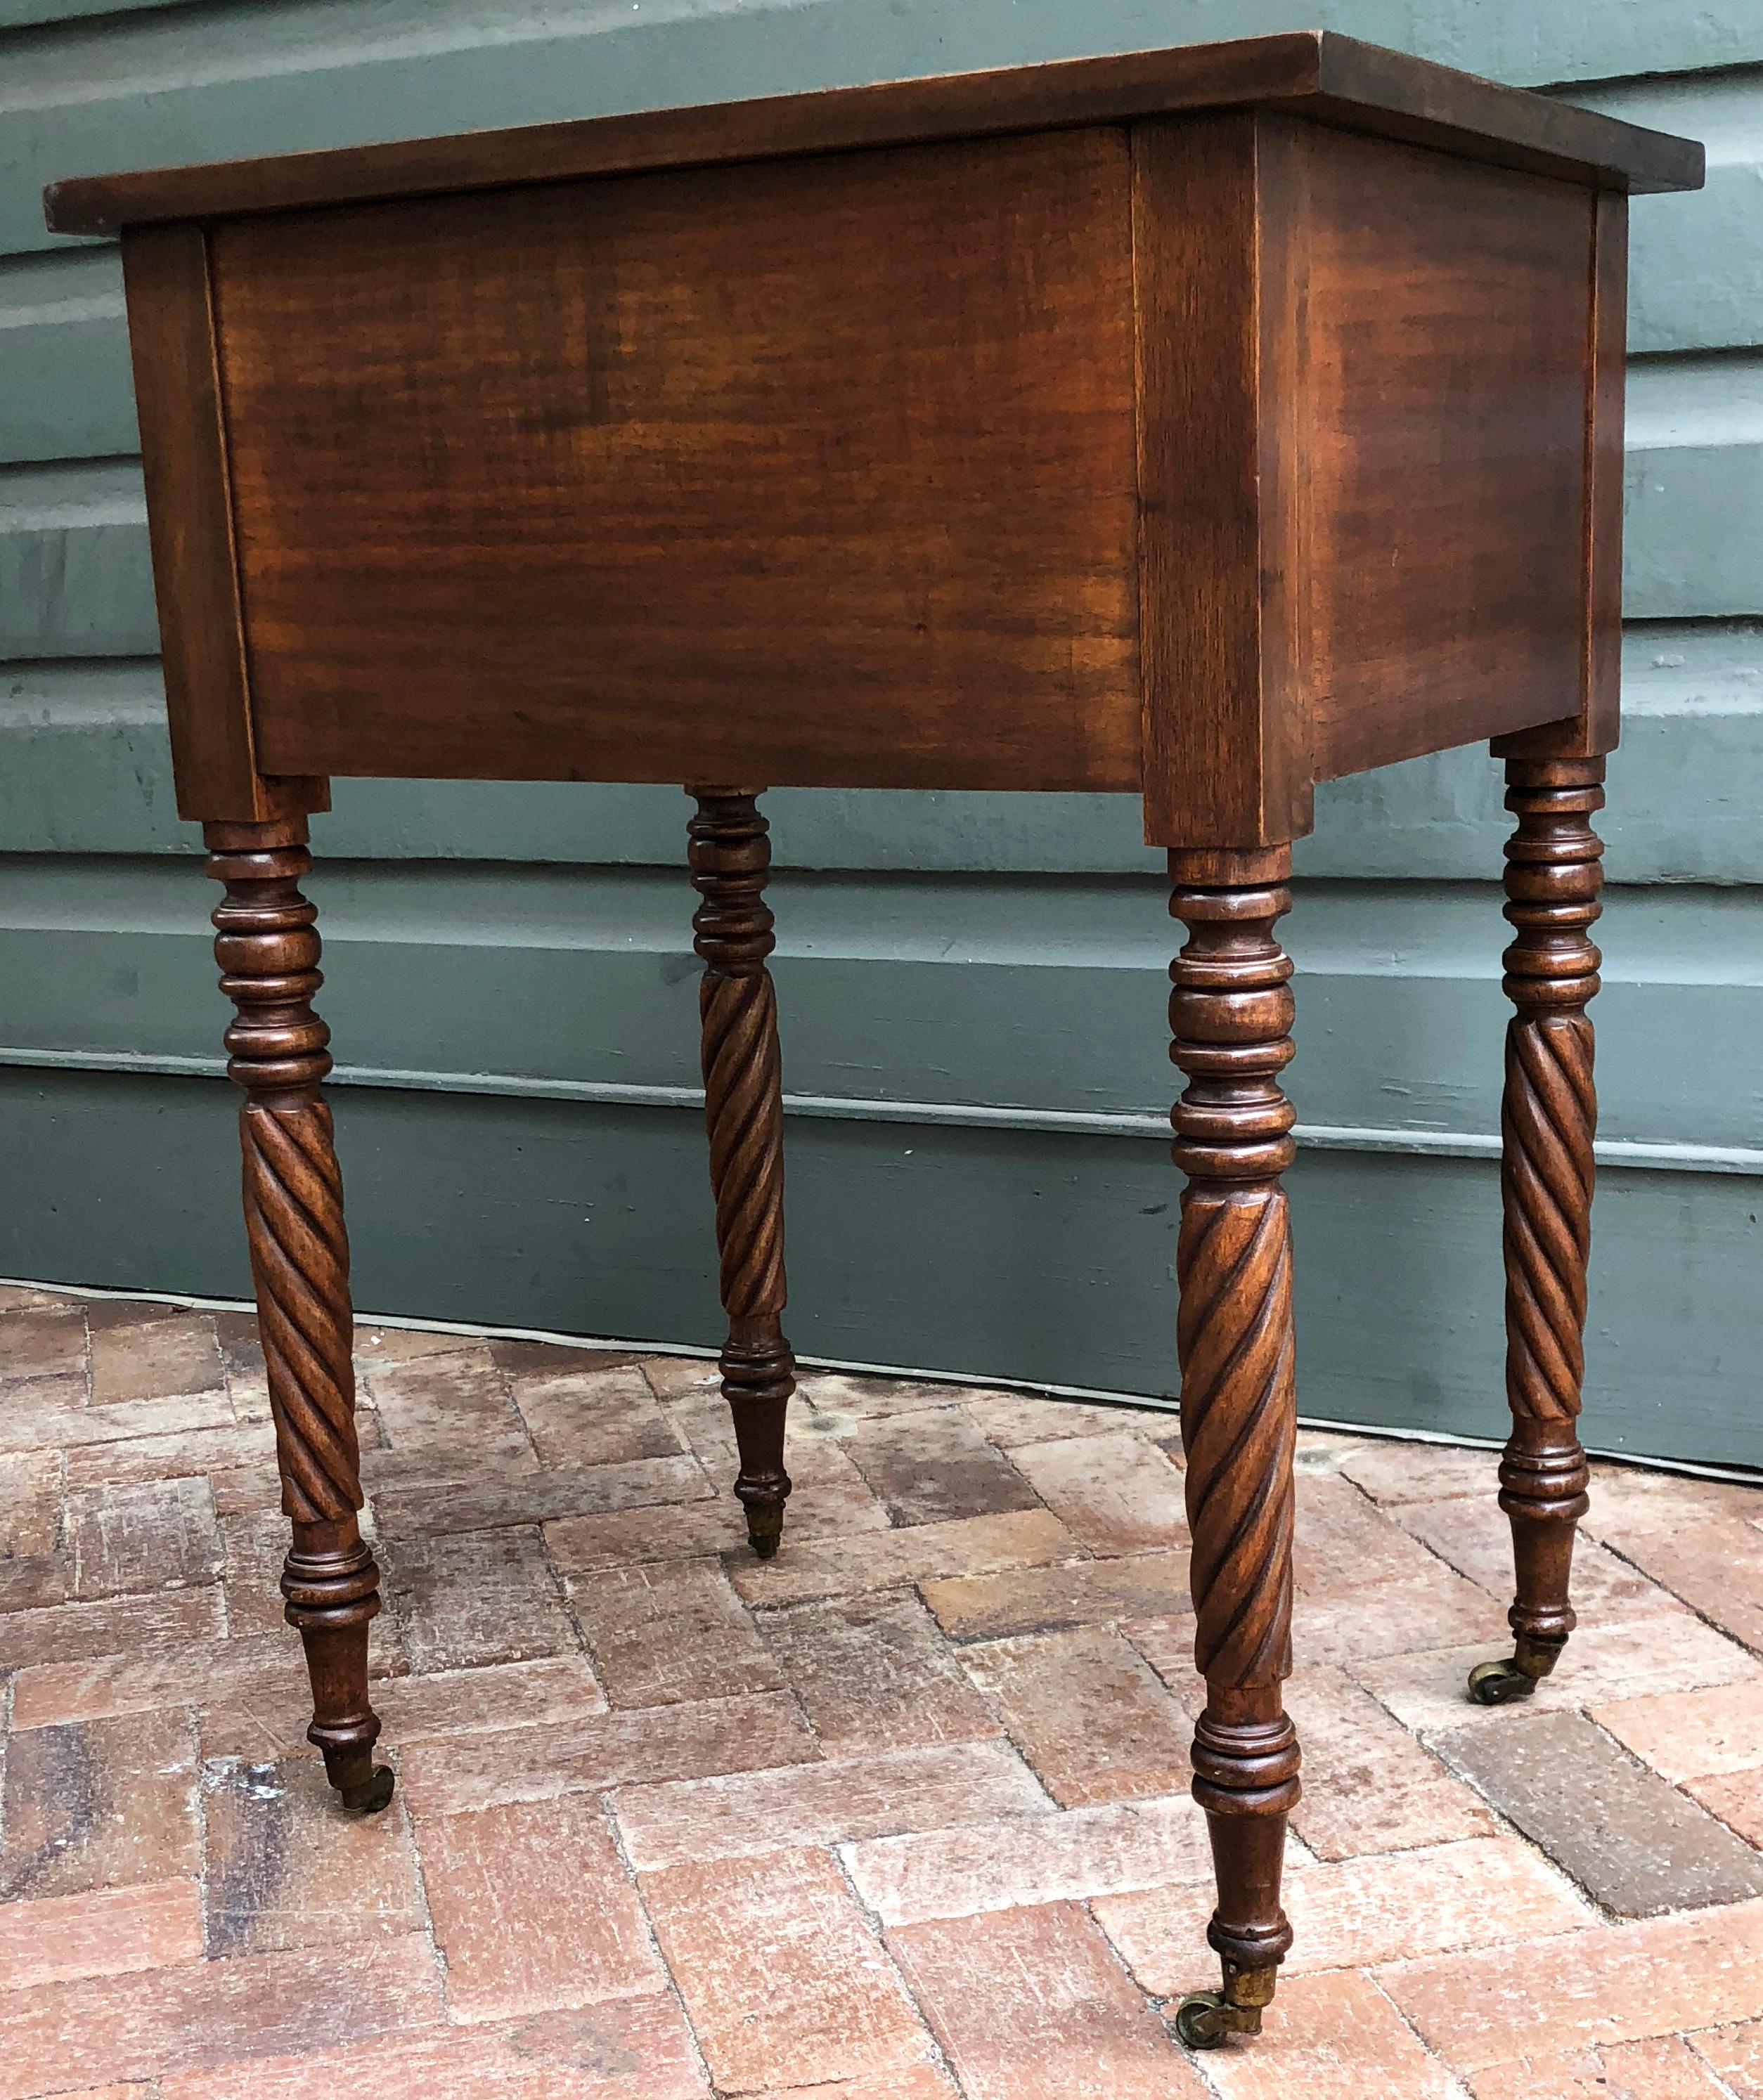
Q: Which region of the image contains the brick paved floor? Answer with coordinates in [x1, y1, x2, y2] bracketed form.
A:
[2, 1282, 1762, 2098]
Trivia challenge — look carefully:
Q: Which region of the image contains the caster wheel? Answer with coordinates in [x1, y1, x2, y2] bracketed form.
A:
[338, 1763, 396, 1815]
[745, 1507, 786, 1560]
[1174, 1992, 1234, 2050]
[1467, 1657, 1537, 1706]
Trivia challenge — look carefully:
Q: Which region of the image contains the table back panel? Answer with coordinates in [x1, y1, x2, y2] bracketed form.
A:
[214, 126, 1144, 793]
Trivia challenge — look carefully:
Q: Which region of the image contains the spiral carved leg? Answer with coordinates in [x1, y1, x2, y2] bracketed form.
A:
[1469, 759, 1603, 1709]
[207, 818, 390, 1811]
[688, 789, 794, 1557]
[1168, 846, 1303, 2044]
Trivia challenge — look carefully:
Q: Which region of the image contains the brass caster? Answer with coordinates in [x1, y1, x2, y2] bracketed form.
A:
[1175, 1990, 1260, 2049]
[745, 1505, 785, 1560]
[1467, 1657, 1537, 1705]
[338, 1763, 396, 1815]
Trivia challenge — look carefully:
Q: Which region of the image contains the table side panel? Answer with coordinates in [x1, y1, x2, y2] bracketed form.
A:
[1295, 126, 1596, 780]
[215, 128, 1144, 793]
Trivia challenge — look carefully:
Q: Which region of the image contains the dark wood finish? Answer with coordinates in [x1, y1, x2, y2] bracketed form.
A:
[1494, 190, 1630, 764]
[1298, 127, 1595, 779]
[49, 38, 1701, 2041]
[213, 131, 1142, 793]
[43, 30, 1699, 239]
[1166, 845, 1302, 2043]
[120, 226, 323, 824]
[1468, 758, 1604, 1708]
[688, 790, 795, 1557]
[206, 817, 391, 1812]
[1133, 114, 1311, 848]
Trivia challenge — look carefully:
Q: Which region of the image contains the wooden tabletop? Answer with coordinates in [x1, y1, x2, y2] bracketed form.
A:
[44, 30, 1701, 236]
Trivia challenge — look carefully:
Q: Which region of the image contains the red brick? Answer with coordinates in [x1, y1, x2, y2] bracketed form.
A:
[792, 1369, 962, 1425]
[508, 1362, 683, 1468]
[159, 1996, 711, 2099]
[62, 1416, 269, 1488]
[0, 1555, 64, 1611]
[1293, 1472, 1462, 1594]
[213, 1508, 403, 1676]
[202, 1653, 606, 1763]
[1434, 1708, 1763, 1916]
[88, 1310, 223, 1406]
[765, 2073, 957, 2100]
[2, 1579, 220, 1698]
[1591, 1680, 1763, 1783]
[1333, 1437, 1496, 1504]
[567, 1556, 780, 1707]
[0, 1936, 443, 2097]
[639, 1355, 726, 1404]
[371, 1453, 709, 1539]
[355, 1322, 488, 1369]
[1390, 1493, 1686, 1624]
[382, 1524, 578, 1672]
[66, 1478, 221, 1600]
[0, 1879, 202, 1990]
[889, 1900, 1206, 2100]
[1692, 2021, 1763, 2098]
[1007, 1432, 1188, 1555]
[844, 1794, 1210, 1926]
[396, 1688, 818, 1818]
[203, 1752, 425, 1955]
[1381, 1898, 1763, 2074]
[962, 1626, 1193, 1806]
[924, 1552, 1191, 1640]
[759, 1588, 1000, 1751]
[1467, 2035, 1736, 2100]
[1287, 1664, 1495, 1862]
[959, 1390, 1158, 1448]
[641, 1845, 934, 2093]
[614, 1737, 1047, 1869]
[0, 1709, 200, 1900]
[1357, 1614, 1760, 1738]
[363, 1346, 536, 1477]
[1582, 1464, 1763, 1543]
[1686, 1768, 1763, 1849]
[840, 1406, 1042, 1527]
[0, 1307, 87, 1382]
[1197, 1969, 1461, 2100]
[1599, 1517, 1763, 1650]
[0, 1448, 60, 1557]
[730, 1507, 1076, 1605]
[1095, 1836, 1589, 1994]
[417, 1794, 664, 2022]
[10, 1629, 304, 1730]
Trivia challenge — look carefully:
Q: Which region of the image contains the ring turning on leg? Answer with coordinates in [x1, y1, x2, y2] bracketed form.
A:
[207, 818, 392, 1812]
[1469, 757, 1603, 1708]
[687, 788, 795, 1557]
[1168, 845, 1303, 2044]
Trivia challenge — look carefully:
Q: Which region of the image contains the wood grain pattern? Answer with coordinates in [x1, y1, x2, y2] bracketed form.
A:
[205, 817, 390, 1813]
[688, 789, 795, 1559]
[1490, 758, 1604, 1683]
[43, 31, 1700, 238]
[1495, 189, 1629, 763]
[1132, 113, 1311, 848]
[1298, 127, 1596, 778]
[215, 129, 1142, 793]
[1168, 845, 1303, 2019]
[118, 225, 322, 825]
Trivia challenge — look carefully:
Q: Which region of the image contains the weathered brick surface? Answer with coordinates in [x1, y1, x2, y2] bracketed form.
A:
[1435, 1708, 1763, 1916]
[642, 1846, 935, 2094]
[7, 1286, 1762, 2097]
[889, 1900, 1209, 2099]
[415, 1795, 664, 2022]
[961, 1626, 1194, 1805]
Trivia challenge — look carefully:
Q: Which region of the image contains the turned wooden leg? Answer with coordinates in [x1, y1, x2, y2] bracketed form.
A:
[207, 817, 392, 1813]
[687, 788, 794, 1558]
[1469, 757, 1604, 1706]
[1167, 845, 1302, 2049]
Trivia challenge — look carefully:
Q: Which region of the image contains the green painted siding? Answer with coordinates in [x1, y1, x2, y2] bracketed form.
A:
[1, 0, 1759, 1463]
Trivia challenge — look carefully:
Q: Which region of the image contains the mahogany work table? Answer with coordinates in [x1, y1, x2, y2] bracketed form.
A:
[47, 33, 1702, 2051]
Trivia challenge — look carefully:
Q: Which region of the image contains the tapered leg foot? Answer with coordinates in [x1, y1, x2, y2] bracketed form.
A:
[209, 817, 388, 1810]
[1469, 758, 1603, 1708]
[689, 789, 796, 1556]
[1168, 848, 1303, 2044]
